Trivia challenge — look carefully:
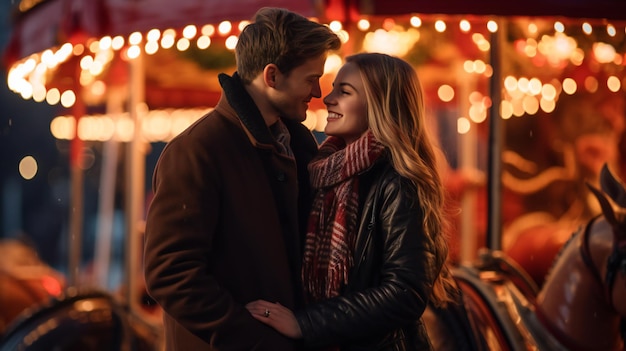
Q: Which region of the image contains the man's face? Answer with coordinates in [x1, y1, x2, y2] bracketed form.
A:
[268, 54, 326, 122]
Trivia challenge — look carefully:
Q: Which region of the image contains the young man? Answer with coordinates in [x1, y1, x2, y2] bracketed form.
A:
[143, 7, 341, 351]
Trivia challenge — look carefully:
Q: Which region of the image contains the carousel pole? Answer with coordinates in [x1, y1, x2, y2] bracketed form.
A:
[486, 19, 504, 251]
[458, 70, 478, 264]
[124, 49, 146, 312]
[93, 87, 124, 289]
[68, 64, 86, 287]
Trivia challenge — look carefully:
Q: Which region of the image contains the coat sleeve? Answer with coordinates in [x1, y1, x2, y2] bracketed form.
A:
[143, 133, 274, 349]
[295, 175, 444, 347]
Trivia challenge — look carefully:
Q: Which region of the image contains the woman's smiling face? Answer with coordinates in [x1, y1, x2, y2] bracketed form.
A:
[323, 62, 369, 144]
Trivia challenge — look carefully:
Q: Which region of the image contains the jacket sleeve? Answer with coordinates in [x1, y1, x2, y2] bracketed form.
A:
[295, 175, 444, 347]
[143, 134, 274, 349]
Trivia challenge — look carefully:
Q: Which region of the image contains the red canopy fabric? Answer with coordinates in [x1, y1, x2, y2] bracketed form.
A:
[357, 0, 626, 21]
[94, 0, 317, 37]
[3, 0, 316, 65]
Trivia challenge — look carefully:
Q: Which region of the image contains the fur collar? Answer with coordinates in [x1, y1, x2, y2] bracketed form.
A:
[218, 72, 275, 145]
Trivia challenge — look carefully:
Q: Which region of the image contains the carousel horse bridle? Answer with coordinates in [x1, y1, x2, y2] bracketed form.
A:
[586, 167, 626, 304]
[586, 164, 626, 341]
[578, 213, 626, 310]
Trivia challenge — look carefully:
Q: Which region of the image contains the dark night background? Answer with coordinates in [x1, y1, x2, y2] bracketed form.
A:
[1, 1, 70, 268]
[0, 1, 147, 281]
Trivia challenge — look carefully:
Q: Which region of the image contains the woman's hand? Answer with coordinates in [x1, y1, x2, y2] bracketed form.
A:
[245, 300, 303, 339]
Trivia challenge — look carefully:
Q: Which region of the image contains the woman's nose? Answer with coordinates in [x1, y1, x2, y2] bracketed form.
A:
[323, 92, 334, 106]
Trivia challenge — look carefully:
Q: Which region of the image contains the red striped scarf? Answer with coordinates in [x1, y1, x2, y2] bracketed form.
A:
[303, 131, 386, 301]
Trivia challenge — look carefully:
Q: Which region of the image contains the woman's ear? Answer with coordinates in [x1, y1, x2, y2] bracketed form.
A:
[263, 64, 279, 88]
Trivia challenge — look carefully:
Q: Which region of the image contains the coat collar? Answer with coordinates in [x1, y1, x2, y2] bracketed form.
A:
[217, 72, 276, 148]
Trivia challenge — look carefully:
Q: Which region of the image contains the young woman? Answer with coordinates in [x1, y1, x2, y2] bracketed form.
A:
[246, 53, 456, 350]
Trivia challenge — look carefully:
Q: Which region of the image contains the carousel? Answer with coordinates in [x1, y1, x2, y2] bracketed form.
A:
[1, 0, 626, 349]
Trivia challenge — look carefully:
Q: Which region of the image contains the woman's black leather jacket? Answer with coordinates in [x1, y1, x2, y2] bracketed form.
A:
[295, 160, 446, 351]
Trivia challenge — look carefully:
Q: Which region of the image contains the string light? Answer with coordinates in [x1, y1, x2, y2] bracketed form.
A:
[459, 19, 471, 32]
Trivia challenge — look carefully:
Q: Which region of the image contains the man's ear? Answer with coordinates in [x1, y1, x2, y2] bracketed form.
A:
[263, 64, 279, 88]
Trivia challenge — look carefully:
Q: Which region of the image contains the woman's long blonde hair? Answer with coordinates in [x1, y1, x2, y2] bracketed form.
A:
[346, 53, 456, 307]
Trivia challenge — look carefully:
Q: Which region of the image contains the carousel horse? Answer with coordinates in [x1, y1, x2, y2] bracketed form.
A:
[0, 240, 161, 350]
[0, 288, 161, 351]
[0, 239, 65, 335]
[425, 164, 626, 350]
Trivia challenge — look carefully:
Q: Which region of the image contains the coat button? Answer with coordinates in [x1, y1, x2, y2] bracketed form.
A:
[276, 172, 286, 181]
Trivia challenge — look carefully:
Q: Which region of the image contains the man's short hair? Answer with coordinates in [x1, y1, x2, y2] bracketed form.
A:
[235, 7, 341, 84]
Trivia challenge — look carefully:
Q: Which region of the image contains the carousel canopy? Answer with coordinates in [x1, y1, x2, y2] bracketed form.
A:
[3, 0, 317, 65]
[4, 0, 626, 112]
[6, 0, 626, 66]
